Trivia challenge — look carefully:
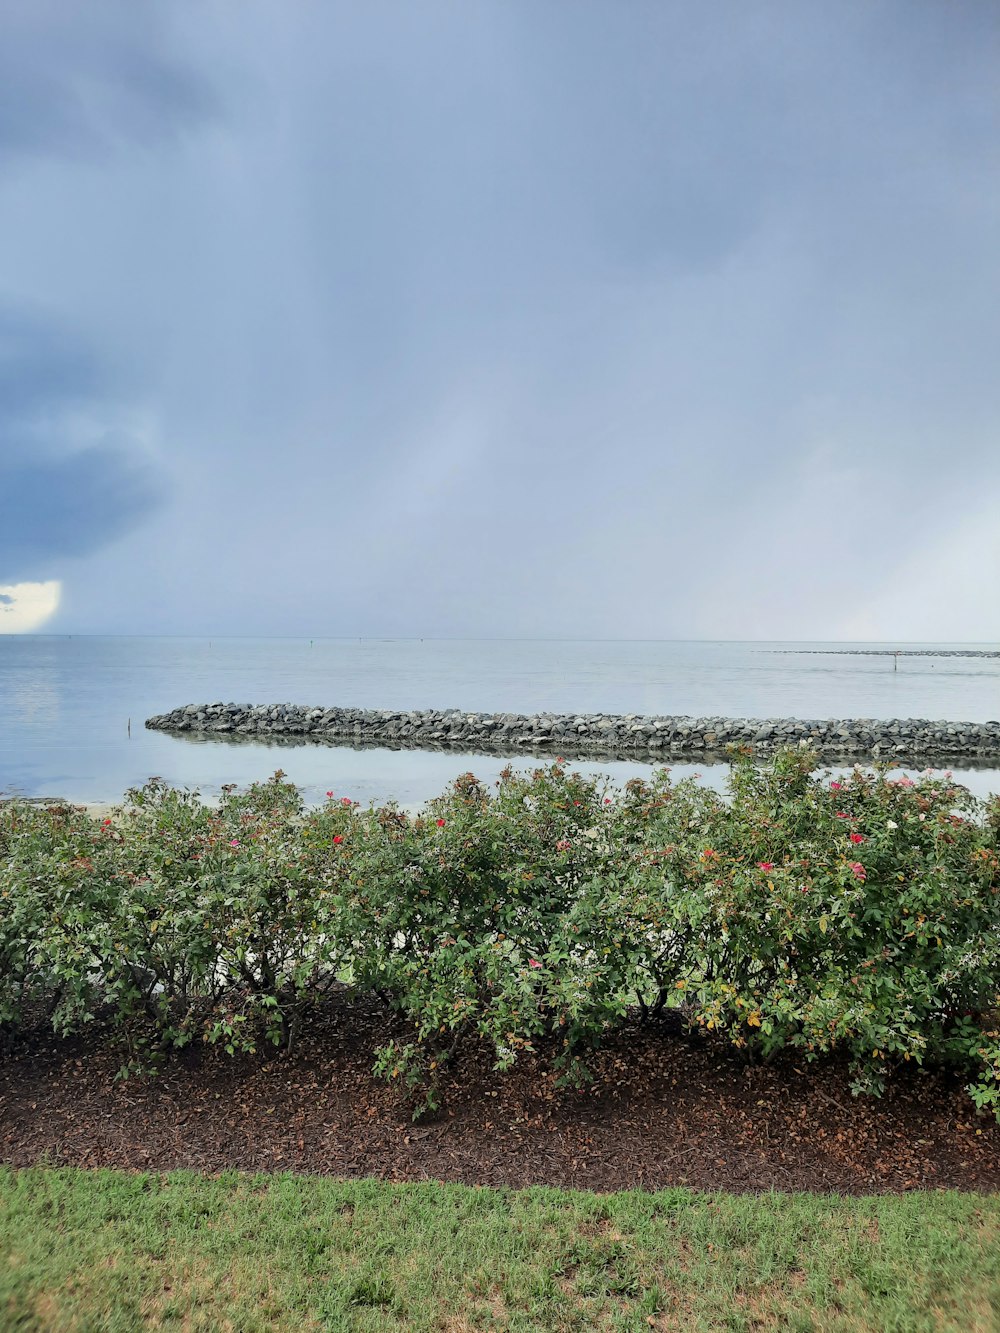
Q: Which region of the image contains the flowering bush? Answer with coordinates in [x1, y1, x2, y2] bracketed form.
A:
[1, 749, 998, 1118]
[627, 749, 1000, 1103]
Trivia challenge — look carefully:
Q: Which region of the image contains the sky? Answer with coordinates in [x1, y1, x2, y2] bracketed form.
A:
[1, 0, 998, 640]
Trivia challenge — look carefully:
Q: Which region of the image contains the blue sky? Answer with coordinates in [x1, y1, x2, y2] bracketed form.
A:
[1, 0, 998, 639]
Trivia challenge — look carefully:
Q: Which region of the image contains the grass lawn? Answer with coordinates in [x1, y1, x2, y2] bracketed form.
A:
[1, 1168, 999, 1331]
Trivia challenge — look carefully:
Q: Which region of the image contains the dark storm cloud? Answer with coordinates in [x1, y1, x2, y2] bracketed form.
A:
[0, 307, 101, 419]
[0, 307, 164, 583]
[0, 0, 216, 161]
[0, 444, 162, 582]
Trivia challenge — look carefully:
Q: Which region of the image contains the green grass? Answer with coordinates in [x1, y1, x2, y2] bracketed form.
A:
[1, 1168, 999, 1331]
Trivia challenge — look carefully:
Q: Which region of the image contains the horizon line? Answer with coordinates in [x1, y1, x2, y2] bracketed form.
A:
[8, 634, 1000, 646]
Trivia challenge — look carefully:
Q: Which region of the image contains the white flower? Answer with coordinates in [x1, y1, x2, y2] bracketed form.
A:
[886, 820, 898, 830]
[918, 813, 926, 821]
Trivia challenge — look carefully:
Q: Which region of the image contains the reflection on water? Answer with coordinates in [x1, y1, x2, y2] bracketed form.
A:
[149, 732, 1000, 809]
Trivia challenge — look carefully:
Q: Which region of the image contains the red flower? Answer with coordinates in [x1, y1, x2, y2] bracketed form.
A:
[830, 781, 842, 790]
[528, 958, 542, 969]
[757, 861, 774, 871]
[102, 818, 112, 827]
[604, 798, 612, 805]
[849, 832, 865, 844]
[340, 797, 352, 807]
[835, 812, 851, 819]
[436, 818, 446, 827]
[556, 839, 571, 852]
[326, 790, 334, 798]
[333, 835, 343, 845]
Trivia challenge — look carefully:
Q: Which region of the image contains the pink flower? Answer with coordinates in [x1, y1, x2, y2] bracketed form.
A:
[757, 861, 774, 871]
[326, 790, 334, 798]
[895, 776, 915, 788]
[830, 781, 842, 790]
[333, 835, 343, 845]
[230, 838, 239, 847]
[604, 798, 612, 804]
[556, 756, 565, 764]
[436, 818, 446, 827]
[341, 797, 353, 807]
[849, 832, 865, 844]
[849, 862, 866, 880]
[528, 958, 542, 969]
[556, 839, 571, 852]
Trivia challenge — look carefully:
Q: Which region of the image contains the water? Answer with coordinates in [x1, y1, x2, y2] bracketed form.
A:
[1, 637, 998, 807]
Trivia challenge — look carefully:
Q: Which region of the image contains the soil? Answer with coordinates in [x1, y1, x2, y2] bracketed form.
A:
[2, 999, 998, 1195]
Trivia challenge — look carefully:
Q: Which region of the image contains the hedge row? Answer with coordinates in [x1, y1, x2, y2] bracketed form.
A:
[2, 749, 999, 1117]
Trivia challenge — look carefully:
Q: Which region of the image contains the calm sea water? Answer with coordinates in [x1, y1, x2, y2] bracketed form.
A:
[1, 637, 998, 807]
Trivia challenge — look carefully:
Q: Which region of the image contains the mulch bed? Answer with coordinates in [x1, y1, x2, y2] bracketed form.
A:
[2, 998, 998, 1195]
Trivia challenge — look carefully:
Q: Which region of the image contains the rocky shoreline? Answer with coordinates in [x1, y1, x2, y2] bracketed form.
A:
[146, 703, 1000, 763]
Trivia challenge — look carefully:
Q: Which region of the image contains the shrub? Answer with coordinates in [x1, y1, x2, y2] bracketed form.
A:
[0, 800, 119, 1040]
[1, 750, 998, 1118]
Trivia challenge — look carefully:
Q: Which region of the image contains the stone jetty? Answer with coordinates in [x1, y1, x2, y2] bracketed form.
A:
[770, 649, 999, 658]
[145, 703, 1000, 764]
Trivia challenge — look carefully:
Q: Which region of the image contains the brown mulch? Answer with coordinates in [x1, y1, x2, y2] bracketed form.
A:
[2, 999, 998, 1195]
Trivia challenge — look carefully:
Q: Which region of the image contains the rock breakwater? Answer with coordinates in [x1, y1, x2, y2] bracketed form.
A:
[145, 703, 1000, 763]
[771, 649, 1000, 658]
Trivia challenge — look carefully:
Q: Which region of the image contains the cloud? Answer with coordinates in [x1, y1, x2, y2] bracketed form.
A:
[0, 444, 162, 582]
[0, 580, 62, 633]
[0, 305, 165, 583]
[0, 306, 102, 419]
[0, 0, 217, 163]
